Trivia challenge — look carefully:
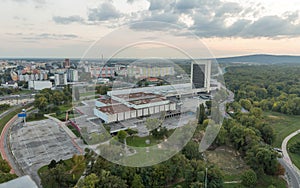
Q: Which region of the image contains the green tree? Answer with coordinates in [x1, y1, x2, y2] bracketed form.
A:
[182, 141, 202, 160]
[34, 95, 48, 112]
[260, 125, 275, 145]
[76, 173, 99, 188]
[131, 174, 145, 188]
[250, 107, 262, 118]
[198, 103, 206, 124]
[145, 118, 162, 131]
[241, 169, 257, 187]
[240, 99, 252, 111]
[151, 126, 168, 139]
[117, 130, 127, 143]
[70, 155, 86, 174]
[97, 169, 128, 188]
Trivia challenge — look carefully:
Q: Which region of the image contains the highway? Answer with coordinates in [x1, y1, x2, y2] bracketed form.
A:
[280, 129, 300, 188]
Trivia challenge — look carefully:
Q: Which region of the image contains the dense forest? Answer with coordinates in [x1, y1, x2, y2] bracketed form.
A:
[225, 64, 300, 115]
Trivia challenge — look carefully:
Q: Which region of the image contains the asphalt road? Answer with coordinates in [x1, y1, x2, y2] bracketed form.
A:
[0, 104, 21, 119]
[3, 118, 25, 176]
[280, 129, 300, 188]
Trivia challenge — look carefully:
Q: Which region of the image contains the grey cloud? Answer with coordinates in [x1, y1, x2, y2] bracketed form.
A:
[215, 2, 243, 17]
[148, 0, 175, 11]
[241, 16, 300, 38]
[88, 2, 121, 21]
[9, 33, 79, 40]
[53, 15, 84, 24]
[128, 0, 300, 38]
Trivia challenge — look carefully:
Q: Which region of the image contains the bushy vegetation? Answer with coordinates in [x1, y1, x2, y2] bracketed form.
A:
[39, 155, 85, 188]
[0, 104, 10, 113]
[34, 86, 72, 114]
[0, 159, 18, 183]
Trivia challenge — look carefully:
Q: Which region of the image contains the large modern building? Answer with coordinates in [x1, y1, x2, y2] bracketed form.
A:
[94, 92, 176, 123]
[191, 60, 211, 92]
[94, 60, 212, 124]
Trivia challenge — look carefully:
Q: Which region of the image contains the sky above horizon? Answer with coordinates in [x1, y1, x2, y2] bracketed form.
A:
[1, 0, 300, 58]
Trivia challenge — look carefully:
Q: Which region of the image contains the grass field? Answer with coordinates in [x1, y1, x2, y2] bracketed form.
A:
[126, 135, 158, 147]
[263, 111, 300, 148]
[206, 146, 249, 182]
[206, 146, 287, 188]
[287, 133, 300, 169]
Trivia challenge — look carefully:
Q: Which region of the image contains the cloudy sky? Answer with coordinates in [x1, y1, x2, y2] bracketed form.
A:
[1, 0, 300, 58]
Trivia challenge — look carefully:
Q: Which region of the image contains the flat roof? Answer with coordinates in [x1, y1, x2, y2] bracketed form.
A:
[98, 104, 134, 114]
[0, 175, 38, 188]
[114, 92, 163, 101]
[129, 97, 166, 105]
[98, 98, 120, 105]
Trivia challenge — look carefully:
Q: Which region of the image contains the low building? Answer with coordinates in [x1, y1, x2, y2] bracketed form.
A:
[28, 80, 52, 90]
[94, 92, 176, 123]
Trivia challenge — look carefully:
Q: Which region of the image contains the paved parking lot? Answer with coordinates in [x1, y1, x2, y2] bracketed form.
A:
[10, 119, 81, 185]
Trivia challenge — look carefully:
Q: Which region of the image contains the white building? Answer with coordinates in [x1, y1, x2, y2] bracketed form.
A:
[67, 69, 79, 82]
[54, 73, 67, 86]
[120, 64, 175, 79]
[28, 80, 52, 90]
[94, 92, 176, 123]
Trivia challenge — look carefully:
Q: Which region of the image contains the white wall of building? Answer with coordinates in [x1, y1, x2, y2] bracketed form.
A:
[28, 81, 52, 90]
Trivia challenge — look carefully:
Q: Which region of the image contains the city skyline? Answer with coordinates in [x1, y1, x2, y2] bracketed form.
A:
[1, 0, 300, 58]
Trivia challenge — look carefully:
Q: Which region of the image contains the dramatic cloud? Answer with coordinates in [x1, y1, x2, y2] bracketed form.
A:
[51, 0, 300, 39]
[126, 0, 300, 38]
[53, 15, 84, 24]
[88, 2, 122, 21]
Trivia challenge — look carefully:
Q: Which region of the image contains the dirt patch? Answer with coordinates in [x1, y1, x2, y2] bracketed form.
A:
[206, 146, 249, 175]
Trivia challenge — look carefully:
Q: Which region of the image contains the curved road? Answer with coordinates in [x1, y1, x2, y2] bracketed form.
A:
[0, 114, 23, 175]
[280, 129, 300, 188]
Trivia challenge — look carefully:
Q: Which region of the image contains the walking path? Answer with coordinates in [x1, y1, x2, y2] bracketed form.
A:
[281, 129, 300, 188]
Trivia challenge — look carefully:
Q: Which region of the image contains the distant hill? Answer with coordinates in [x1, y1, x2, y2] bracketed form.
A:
[216, 54, 300, 64]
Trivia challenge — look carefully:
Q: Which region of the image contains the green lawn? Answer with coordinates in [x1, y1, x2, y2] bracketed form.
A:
[126, 135, 158, 147]
[223, 174, 286, 188]
[206, 146, 287, 188]
[287, 133, 300, 169]
[58, 104, 73, 112]
[206, 146, 249, 182]
[263, 112, 300, 148]
[52, 113, 80, 121]
[67, 125, 81, 138]
[50, 104, 80, 121]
